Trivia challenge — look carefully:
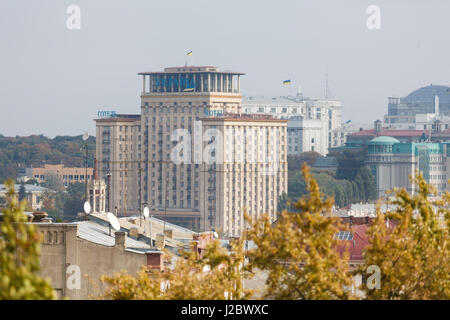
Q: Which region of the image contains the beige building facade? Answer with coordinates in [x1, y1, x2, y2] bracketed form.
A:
[95, 115, 141, 215]
[200, 115, 287, 236]
[35, 220, 163, 300]
[0, 184, 50, 210]
[31, 164, 94, 188]
[95, 66, 288, 235]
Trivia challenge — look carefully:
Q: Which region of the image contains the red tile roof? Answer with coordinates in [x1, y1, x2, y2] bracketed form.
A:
[335, 220, 398, 262]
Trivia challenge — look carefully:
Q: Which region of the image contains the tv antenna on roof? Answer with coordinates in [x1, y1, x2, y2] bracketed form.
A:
[83, 201, 91, 215]
[143, 206, 149, 218]
[107, 212, 120, 236]
[325, 72, 332, 99]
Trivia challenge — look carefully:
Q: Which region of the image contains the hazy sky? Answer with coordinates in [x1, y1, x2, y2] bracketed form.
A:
[0, 0, 449, 137]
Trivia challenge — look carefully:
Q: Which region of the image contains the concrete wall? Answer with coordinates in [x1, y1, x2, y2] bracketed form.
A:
[36, 224, 156, 300]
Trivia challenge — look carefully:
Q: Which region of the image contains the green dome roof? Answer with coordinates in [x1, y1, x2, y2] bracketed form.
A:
[369, 136, 400, 145]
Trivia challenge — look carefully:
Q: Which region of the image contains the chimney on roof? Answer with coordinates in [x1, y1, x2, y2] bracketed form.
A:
[164, 229, 173, 239]
[114, 231, 126, 249]
[146, 251, 164, 270]
[32, 211, 48, 222]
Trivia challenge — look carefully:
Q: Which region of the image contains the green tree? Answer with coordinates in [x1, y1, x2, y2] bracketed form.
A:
[18, 182, 26, 202]
[356, 167, 377, 201]
[334, 148, 368, 180]
[246, 164, 355, 299]
[0, 179, 55, 300]
[277, 192, 289, 213]
[287, 151, 322, 171]
[63, 182, 85, 219]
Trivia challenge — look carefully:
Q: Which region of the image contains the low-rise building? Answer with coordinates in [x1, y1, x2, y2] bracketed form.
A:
[312, 156, 339, 172]
[31, 212, 170, 300]
[0, 184, 50, 210]
[24, 164, 94, 188]
[366, 136, 449, 197]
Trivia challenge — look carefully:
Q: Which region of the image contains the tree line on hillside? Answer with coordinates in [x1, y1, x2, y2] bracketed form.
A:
[0, 134, 95, 182]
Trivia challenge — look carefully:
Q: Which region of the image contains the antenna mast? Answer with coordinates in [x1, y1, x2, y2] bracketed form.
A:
[325, 72, 332, 99]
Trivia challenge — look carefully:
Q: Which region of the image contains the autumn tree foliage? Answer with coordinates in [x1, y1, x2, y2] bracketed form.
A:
[98, 239, 250, 300]
[0, 179, 55, 300]
[0, 134, 95, 182]
[359, 171, 450, 299]
[246, 164, 355, 299]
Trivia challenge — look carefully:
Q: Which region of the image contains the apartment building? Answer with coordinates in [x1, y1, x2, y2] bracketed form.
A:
[200, 114, 287, 236]
[95, 114, 141, 215]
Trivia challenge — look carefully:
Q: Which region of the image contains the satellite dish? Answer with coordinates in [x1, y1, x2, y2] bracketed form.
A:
[82, 132, 89, 141]
[202, 265, 211, 273]
[83, 201, 91, 214]
[143, 207, 149, 218]
[107, 212, 120, 231]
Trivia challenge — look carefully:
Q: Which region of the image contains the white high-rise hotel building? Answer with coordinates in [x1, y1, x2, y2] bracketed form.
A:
[95, 66, 287, 236]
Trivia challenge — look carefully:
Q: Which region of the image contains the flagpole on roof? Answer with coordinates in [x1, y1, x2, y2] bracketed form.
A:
[282, 79, 292, 97]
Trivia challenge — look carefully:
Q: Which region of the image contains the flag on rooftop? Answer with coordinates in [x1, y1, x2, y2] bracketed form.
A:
[187, 50, 193, 56]
[282, 80, 291, 85]
[345, 120, 352, 124]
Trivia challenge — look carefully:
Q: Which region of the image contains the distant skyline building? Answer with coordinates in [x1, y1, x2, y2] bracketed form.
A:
[241, 89, 344, 155]
[385, 85, 450, 125]
[366, 136, 449, 197]
[18, 164, 94, 188]
[0, 184, 50, 210]
[95, 66, 287, 236]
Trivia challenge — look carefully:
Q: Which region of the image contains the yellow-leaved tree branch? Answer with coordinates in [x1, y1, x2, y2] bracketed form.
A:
[97, 238, 251, 300]
[0, 179, 55, 300]
[245, 164, 355, 300]
[358, 170, 450, 299]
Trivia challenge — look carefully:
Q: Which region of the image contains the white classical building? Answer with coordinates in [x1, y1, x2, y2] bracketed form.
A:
[242, 91, 344, 155]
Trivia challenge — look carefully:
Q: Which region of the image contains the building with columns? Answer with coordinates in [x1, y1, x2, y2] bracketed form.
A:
[366, 136, 449, 197]
[95, 66, 287, 236]
[88, 179, 107, 213]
